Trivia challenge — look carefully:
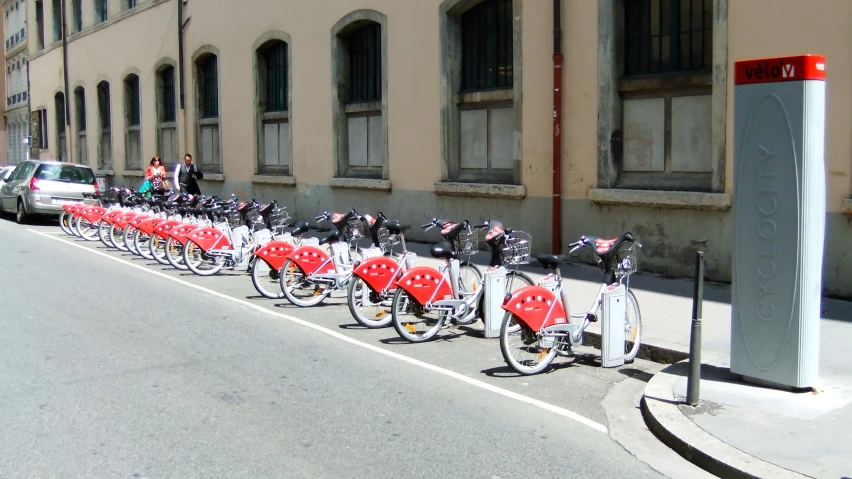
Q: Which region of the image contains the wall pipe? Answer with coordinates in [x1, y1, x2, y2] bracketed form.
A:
[178, 0, 188, 156]
[61, 0, 71, 162]
[552, 0, 563, 254]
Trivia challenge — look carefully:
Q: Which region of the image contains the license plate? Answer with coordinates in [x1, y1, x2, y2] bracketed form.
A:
[53, 198, 79, 205]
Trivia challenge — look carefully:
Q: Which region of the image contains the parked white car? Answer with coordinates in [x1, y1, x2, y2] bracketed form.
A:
[0, 165, 14, 188]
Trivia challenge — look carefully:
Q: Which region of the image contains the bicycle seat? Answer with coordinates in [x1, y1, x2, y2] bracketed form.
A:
[291, 221, 310, 236]
[587, 232, 636, 260]
[430, 241, 458, 260]
[319, 230, 341, 245]
[385, 221, 410, 235]
[537, 254, 569, 270]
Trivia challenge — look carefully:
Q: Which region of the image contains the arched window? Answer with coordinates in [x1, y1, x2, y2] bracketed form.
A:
[123, 73, 142, 170]
[97, 81, 112, 170]
[54, 92, 67, 161]
[156, 64, 178, 167]
[74, 86, 87, 164]
[255, 38, 290, 175]
[194, 51, 221, 173]
[440, 0, 520, 186]
[331, 11, 388, 181]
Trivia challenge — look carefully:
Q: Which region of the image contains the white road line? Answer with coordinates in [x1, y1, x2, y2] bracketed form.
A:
[28, 228, 609, 434]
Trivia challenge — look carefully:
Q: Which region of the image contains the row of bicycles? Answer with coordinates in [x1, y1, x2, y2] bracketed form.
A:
[58, 186, 643, 376]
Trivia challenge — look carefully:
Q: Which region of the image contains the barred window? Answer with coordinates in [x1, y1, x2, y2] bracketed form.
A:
[97, 81, 110, 129]
[74, 86, 86, 131]
[461, 0, 513, 92]
[124, 75, 140, 126]
[624, 0, 712, 76]
[158, 66, 176, 122]
[262, 42, 287, 112]
[347, 24, 381, 103]
[55, 92, 65, 134]
[197, 55, 219, 118]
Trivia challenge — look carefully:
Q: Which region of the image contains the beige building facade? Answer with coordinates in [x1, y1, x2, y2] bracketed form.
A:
[23, 0, 852, 297]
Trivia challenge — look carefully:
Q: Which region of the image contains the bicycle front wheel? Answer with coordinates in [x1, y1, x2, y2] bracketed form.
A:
[623, 290, 643, 363]
[251, 256, 284, 299]
[279, 259, 329, 307]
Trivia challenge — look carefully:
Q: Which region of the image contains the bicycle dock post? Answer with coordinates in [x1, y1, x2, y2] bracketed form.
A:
[686, 251, 704, 406]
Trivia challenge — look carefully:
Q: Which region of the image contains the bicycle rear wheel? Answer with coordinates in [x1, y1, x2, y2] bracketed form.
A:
[391, 288, 446, 343]
[500, 311, 558, 376]
[250, 256, 284, 299]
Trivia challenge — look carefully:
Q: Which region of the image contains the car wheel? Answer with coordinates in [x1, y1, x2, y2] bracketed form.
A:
[16, 199, 28, 224]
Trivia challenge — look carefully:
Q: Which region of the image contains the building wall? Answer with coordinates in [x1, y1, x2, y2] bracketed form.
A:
[4, 0, 27, 166]
[24, 0, 852, 297]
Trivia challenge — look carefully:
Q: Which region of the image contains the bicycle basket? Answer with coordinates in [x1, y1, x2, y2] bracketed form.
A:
[502, 231, 532, 265]
[455, 228, 480, 256]
[224, 210, 242, 227]
[614, 241, 639, 278]
[267, 207, 290, 227]
[347, 217, 365, 241]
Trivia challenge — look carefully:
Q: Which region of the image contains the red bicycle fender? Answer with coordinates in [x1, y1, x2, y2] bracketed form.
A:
[393, 266, 453, 306]
[353, 256, 402, 293]
[98, 210, 123, 225]
[501, 285, 566, 332]
[80, 206, 106, 224]
[254, 240, 295, 271]
[286, 245, 334, 276]
[167, 224, 201, 246]
[153, 220, 183, 238]
[113, 212, 139, 228]
[136, 217, 165, 235]
[186, 227, 232, 252]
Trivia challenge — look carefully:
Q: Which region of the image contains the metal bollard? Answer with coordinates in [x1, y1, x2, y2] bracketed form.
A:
[686, 251, 704, 406]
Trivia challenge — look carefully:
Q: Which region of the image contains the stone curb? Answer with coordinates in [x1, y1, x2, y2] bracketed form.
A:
[640, 361, 813, 479]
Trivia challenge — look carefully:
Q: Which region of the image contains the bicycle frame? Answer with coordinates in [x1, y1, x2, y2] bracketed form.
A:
[395, 257, 481, 321]
[502, 242, 637, 347]
[288, 240, 357, 289]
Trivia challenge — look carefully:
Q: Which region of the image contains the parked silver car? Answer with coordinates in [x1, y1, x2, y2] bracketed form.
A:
[0, 160, 98, 224]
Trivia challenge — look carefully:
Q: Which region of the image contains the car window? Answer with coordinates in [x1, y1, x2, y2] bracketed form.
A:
[7, 163, 27, 181]
[0, 167, 13, 180]
[35, 164, 96, 185]
[14, 162, 36, 181]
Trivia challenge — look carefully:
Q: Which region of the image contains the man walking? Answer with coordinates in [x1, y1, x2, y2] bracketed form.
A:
[174, 153, 203, 194]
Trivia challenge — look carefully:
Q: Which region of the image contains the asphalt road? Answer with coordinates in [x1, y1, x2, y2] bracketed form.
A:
[0, 217, 669, 478]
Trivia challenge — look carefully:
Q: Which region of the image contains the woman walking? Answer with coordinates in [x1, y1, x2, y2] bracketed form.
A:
[146, 156, 168, 193]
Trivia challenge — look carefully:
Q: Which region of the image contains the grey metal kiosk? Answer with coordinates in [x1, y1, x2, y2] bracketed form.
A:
[731, 54, 826, 389]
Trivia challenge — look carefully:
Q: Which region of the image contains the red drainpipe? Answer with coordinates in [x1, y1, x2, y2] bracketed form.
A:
[552, 0, 563, 254]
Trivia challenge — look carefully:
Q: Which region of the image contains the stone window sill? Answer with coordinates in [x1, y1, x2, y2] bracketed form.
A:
[198, 174, 225, 182]
[123, 170, 145, 177]
[434, 182, 526, 199]
[97, 169, 115, 176]
[252, 175, 296, 186]
[329, 178, 391, 191]
[588, 188, 731, 211]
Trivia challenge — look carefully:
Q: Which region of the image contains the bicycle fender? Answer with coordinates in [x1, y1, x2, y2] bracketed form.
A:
[186, 227, 232, 252]
[394, 266, 453, 306]
[98, 210, 124, 225]
[353, 256, 402, 293]
[286, 245, 334, 276]
[501, 285, 567, 332]
[153, 220, 183, 239]
[69, 203, 88, 218]
[168, 224, 202, 246]
[113, 212, 139, 228]
[136, 217, 166, 236]
[79, 206, 106, 224]
[62, 204, 81, 214]
[253, 240, 295, 271]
